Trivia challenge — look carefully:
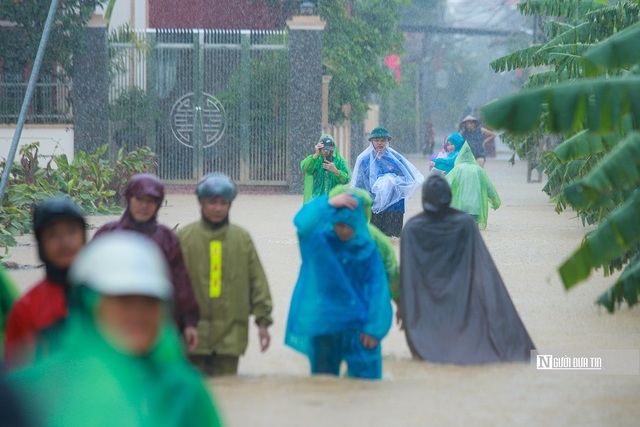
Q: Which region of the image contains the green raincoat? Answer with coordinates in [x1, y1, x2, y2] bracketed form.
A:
[328, 185, 400, 298]
[446, 142, 501, 230]
[177, 220, 273, 357]
[9, 287, 223, 427]
[1, 265, 19, 361]
[301, 148, 351, 204]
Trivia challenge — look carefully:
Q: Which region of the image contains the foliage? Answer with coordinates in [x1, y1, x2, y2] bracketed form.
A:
[319, 0, 408, 123]
[0, 142, 156, 257]
[482, 0, 640, 312]
[0, 0, 107, 78]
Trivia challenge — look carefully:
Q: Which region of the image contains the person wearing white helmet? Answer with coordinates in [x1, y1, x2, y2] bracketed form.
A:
[177, 173, 273, 376]
[8, 232, 223, 427]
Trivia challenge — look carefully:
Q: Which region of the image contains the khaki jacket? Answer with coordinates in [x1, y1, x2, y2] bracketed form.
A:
[177, 220, 273, 356]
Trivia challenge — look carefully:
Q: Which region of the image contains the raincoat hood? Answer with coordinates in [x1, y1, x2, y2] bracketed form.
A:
[122, 174, 164, 230]
[454, 142, 479, 166]
[447, 133, 465, 151]
[125, 174, 165, 202]
[329, 185, 373, 222]
[422, 173, 452, 214]
[32, 197, 87, 287]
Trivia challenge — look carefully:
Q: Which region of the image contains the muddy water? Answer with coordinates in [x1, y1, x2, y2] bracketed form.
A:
[5, 154, 639, 426]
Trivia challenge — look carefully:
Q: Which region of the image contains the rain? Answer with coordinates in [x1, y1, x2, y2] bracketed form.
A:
[1, 1, 639, 426]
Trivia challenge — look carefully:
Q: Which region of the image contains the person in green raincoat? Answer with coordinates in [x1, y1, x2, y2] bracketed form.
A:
[328, 185, 401, 323]
[177, 173, 273, 376]
[301, 134, 351, 204]
[9, 232, 223, 427]
[1, 265, 19, 363]
[446, 142, 501, 230]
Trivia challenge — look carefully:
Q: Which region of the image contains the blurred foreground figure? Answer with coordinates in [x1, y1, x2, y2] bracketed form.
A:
[9, 232, 223, 427]
[1, 265, 19, 364]
[400, 174, 535, 364]
[177, 173, 273, 376]
[4, 198, 86, 368]
[351, 126, 424, 237]
[446, 143, 501, 230]
[94, 173, 200, 351]
[285, 193, 392, 379]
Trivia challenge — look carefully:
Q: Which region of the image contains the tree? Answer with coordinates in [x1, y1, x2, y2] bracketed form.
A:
[482, 0, 640, 312]
[0, 0, 107, 77]
[319, 0, 408, 123]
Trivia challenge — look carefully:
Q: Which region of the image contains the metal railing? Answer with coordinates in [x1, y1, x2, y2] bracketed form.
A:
[0, 76, 72, 124]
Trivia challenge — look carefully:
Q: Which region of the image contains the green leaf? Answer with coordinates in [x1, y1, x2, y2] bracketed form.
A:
[559, 190, 640, 288]
[596, 257, 640, 312]
[553, 130, 610, 161]
[586, 22, 640, 76]
[482, 77, 640, 134]
[563, 133, 640, 208]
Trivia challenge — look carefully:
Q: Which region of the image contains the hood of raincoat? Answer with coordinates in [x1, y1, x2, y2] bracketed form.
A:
[454, 142, 479, 166]
[422, 173, 452, 214]
[351, 145, 424, 213]
[447, 133, 465, 151]
[32, 197, 87, 288]
[329, 185, 373, 222]
[119, 174, 165, 233]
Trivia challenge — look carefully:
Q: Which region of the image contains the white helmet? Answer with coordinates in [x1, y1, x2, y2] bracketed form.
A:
[69, 231, 172, 300]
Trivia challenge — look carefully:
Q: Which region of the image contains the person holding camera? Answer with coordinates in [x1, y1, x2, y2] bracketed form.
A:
[300, 134, 351, 204]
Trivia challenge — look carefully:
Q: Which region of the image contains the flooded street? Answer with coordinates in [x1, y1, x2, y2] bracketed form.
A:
[6, 153, 639, 426]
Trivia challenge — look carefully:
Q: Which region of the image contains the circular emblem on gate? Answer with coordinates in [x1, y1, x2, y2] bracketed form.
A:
[170, 92, 226, 148]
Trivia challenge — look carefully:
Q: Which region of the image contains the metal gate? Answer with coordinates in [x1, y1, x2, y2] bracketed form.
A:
[108, 29, 289, 184]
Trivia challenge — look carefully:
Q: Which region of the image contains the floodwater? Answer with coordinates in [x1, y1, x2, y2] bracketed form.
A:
[5, 152, 639, 426]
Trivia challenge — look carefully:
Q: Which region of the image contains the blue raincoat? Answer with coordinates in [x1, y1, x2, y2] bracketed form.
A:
[432, 133, 465, 174]
[285, 196, 392, 379]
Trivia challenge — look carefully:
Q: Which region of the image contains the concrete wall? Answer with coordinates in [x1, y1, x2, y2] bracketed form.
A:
[0, 125, 74, 166]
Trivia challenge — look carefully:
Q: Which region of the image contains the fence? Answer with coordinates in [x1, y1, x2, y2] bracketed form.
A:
[0, 75, 72, 124]
[108, 29, 289, 184]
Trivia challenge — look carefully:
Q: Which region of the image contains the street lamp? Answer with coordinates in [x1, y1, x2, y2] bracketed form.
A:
[299, 1, 315, 16]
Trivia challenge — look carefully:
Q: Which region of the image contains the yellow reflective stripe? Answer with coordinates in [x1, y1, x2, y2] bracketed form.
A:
[209, 240, 222, 298]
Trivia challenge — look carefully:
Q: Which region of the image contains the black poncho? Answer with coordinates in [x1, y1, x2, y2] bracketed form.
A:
[400, 174, 535, 364]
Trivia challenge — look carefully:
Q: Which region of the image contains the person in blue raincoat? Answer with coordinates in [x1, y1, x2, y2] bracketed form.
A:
[428, 133, 465, 175]
[285, 192, 393, 380]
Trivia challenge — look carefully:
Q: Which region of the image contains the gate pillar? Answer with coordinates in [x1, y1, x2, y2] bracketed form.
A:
[286, 13, 325, 194]
[73, 15, 109, 153]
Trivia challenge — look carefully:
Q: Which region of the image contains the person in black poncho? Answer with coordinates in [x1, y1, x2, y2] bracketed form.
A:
[399, 174, 535, 364]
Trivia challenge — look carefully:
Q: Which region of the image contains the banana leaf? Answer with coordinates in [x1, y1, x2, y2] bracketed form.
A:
[597, 256, 640, 312]
[562, 133, 640, 208]
[559, 189, 640, 288]
[482, 77, 640, 133]
[518, 0, 608, 19]
[553, 130, 619, 161]
[490, 44, 547, 72]
[586, 22, 640, 76]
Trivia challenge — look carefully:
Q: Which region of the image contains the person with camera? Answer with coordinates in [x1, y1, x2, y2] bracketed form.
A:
[300, 134, 351, 204]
